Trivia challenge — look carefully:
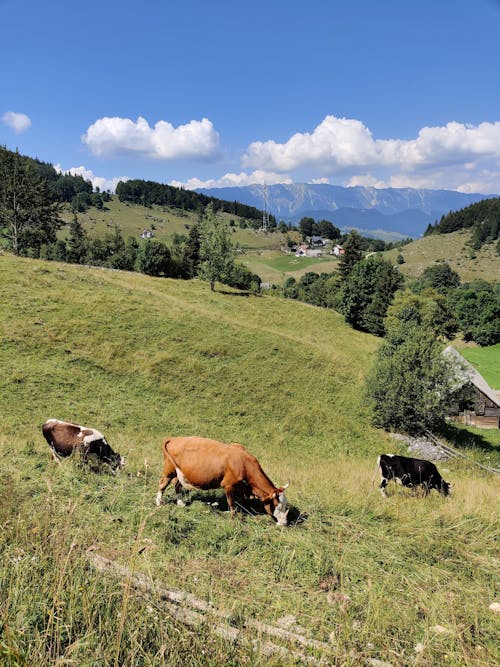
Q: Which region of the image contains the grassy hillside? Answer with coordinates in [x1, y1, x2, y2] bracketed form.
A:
[1, 253, 499, 666]
[59, 198, 290, 252]
[383, 230, 500, 282]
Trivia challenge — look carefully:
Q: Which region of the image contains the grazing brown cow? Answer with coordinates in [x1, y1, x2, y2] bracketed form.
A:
[42, 419, 125, 471]
[156, 436, 289, 526]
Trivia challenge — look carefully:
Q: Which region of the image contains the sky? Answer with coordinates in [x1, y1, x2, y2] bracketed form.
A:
[2, 0, 500, 195]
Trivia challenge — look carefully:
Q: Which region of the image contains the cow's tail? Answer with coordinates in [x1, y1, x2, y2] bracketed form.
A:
[162, 437, 179, 471]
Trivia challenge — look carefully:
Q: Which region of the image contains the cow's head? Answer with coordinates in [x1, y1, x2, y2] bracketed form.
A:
[103, 446, 126, 472]
[269, 482, 290, 527]
[440, 480, 451, 496]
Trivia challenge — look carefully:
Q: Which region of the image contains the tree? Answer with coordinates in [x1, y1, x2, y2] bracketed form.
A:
[338, 230, 363, 281]
[135, 240, 173, 277]
[447, 282, 500, 345]
[339, 257, 403, 335]
[298, 217, 314, 239]
[419, 262, 460, 294]
[109, 236, 139, 271]
[315, 219, 340, 240]
[198, 204, 236, 291]
[366, 321, 457, 436]
[66, 215, 88, 264]
[0, 147, 61, 255]
[385, 289, 458, 341]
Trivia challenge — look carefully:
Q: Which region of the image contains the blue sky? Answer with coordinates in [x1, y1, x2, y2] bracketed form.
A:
[2, 0, 500, 194]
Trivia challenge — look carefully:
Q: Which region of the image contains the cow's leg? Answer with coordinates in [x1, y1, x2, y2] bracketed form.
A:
[49, 447, 61, 464]
[156, 471, 176, 506]
[379, 478, 388, 497]
[223, 485, 237, 517]
[174, 479, 187, 507]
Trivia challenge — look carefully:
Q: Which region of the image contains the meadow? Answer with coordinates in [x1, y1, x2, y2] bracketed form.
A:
[383, 230, 500, 283]
[457, 344, 500, 390]
[0, 253, 499, 666]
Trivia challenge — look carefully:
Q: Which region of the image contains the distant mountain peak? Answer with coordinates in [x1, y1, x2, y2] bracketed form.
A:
[195, 182, 497, 239]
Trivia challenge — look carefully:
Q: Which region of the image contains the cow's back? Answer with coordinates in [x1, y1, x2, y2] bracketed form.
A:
[163, 436, 246, 489]
[43, 419, 81, 457]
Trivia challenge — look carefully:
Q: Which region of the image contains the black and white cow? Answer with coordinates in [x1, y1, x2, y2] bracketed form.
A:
[377, 454, 450, 497]
[42, 419, 125, 471]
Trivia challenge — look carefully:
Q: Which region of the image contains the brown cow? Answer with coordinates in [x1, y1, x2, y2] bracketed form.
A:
[156, 436, 289, 526]
[42, 419, 125, 471]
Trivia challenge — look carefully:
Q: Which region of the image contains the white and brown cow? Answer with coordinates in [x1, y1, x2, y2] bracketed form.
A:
[42, 419, 125, 471]
[156, 436, 290, 526]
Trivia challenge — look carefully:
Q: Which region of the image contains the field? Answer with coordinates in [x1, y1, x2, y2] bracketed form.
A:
[383, 230, 500, 283]
[59, 199, 290, 252]
[1, 253, 499, 666]
[457, 343, 500, 389]
[240, 250, 340, 284]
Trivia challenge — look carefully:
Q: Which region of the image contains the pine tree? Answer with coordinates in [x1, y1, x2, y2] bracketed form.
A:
[338, 230, 363, 281]
[0, 147, 61, 255]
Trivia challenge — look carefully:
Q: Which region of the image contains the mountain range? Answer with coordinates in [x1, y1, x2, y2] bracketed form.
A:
[196, 183, 497, 239]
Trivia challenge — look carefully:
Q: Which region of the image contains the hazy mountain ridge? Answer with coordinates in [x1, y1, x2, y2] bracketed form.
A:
[196, 183, 497, 237]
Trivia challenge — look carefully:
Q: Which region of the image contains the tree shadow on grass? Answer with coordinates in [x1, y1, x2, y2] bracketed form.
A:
[438, 422, 500, 456]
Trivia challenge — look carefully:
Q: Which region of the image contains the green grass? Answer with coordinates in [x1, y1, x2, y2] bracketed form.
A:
[383, 230, 500, 282]
[60, 198, 290, 252]
[239, 250, 340, 284]
[457, 343, 500, 389]
[1, 252, 499, 666]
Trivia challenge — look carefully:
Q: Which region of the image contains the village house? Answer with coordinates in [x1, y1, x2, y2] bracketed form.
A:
[332, 244, 344, 256]
[444, 346, 500, 428]
[140, 229, 154, 239]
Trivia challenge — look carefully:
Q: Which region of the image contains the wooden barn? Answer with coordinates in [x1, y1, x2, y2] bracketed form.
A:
[444, 346, 500, 429]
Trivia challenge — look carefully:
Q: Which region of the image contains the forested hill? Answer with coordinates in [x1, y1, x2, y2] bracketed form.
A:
[425, 197, 500, 249]
[0, 146, 271, 225]
[115, 179, 273, 224]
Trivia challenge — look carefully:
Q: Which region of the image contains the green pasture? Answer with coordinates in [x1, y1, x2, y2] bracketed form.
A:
[458, 343, 500, 389]
[383, 230, 500, 282]
[59, 198, 290, 252]
[0, 253, 499, 666]
[240, 250, 340, 284]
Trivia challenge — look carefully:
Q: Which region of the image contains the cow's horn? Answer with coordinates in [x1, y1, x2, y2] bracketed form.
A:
[282, 480, 290, 490]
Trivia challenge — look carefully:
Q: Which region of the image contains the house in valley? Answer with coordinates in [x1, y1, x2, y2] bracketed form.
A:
[444, 346, 500, 428]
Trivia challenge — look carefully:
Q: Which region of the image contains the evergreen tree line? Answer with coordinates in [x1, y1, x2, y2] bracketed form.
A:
[425, 197, 500, 251]
[0, 146, 110, 214]
[115, 179, 275, 226]
[277, 230, 500, 346]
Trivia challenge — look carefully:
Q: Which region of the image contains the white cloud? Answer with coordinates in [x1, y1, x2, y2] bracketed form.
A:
[2, 111, 31, 133]
[170, 170, 292, 190]
[82, 115, 220, 160]
[241, 115, 500, 193]
[54, 164, 129, 193]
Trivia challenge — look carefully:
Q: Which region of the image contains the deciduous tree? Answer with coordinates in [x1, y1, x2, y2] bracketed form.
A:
[198, 204, 236, 291]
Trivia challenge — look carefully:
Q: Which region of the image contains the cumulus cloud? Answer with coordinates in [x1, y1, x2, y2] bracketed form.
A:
[241, 115, 500, 193]
[170, 170, 293, 190]
[54, 164, 129, 193]
[2, 111, 31, 133]
[82, 115, 220, 160]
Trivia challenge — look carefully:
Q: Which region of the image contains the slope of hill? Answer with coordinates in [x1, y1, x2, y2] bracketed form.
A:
[383, 229, 500, 282]
[1, 254, 498, 666]
[196, 182, 496, 237]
